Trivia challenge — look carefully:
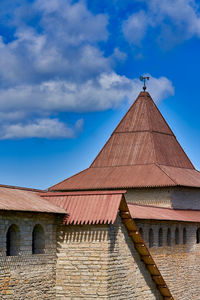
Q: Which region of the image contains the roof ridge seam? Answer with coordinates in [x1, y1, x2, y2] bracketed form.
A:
[148, 93, 174, 135]
[113, 94, 141, 132]
[156, 164, 177, 185]
[41, 190, 126, 197]
[112, 130, 174, 136]
[159, 164, 195, 170]
[90, 163, 156, 168]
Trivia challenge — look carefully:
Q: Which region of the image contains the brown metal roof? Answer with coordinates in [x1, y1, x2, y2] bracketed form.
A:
[159, 165, 200, 187]
[42, 191, 124, 225]
[128, 203, 200, 222]
[0, 186, 66, 214]
[50, 91, 200, 191]
[90, 92, 193, 169]
[114, 91, 173, 134]
[49, 164, 176, 191]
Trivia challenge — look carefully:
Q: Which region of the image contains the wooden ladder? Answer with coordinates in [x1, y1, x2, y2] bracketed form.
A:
[119, 198, 174, 300]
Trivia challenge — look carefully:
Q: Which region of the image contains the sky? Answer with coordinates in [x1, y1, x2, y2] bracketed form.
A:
[0, 0, 200, 189]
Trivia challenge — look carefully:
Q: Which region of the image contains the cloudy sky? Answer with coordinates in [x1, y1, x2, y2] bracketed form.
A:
[0, 0, 200, 188]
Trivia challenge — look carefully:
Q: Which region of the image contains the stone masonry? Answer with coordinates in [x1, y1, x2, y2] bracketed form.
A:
[0, 211, 59, 299]
[126, 187, 200, 209]
[136, 219, 200, 300]
[56, 215, 162, 299]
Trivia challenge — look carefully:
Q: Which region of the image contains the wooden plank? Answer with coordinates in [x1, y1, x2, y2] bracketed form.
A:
[152, 275, 165, 285]
[146, 264, 160, 275]
[158, 286, 171, 297]
[141, 255, 154, 265]
[135, 244, 149, 256]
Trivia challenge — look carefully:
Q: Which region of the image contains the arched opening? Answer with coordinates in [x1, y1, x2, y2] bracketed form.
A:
[175, 228, 179, 245]
[32, 224, 45, 254]
[167, 228, 171, 246]
[196, 228, 200, 244]
[139, 228, 143, 239]
[183, 228, 187, 244]
[158, 228, 163, 247]
[6, 224, 20, 256]
[149, 228, 154, 248]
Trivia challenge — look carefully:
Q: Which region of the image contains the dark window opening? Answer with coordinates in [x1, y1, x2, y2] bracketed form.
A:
[32, 224, 45, 254]
[158, 228, 163, 247]
[6, 224, 20, 256]
[175, 228, 179, 245]
[167, 228, 171, 246]
[183, 228, 187, 244]
[149, 228, 154, 248]
[196, 228, 200, 244]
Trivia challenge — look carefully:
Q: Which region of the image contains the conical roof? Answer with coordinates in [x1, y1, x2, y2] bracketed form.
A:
[50, 91, 200, 191]
[90, 92, 194, 169]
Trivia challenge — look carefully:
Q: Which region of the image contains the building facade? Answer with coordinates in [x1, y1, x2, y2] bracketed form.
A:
[1, 91, 200, 299]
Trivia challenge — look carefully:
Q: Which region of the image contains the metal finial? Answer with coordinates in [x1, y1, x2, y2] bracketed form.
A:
[140, 76, 150, 91]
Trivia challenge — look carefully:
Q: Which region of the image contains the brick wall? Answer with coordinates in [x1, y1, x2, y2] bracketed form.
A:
[136, 219, 200, 300]
[56, 216, 162, 299]
[0, 211, 58, 299]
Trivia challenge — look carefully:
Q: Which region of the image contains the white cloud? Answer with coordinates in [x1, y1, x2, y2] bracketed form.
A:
[35, 0, 108, 45]
[0, 0, 175, 139]
[0, 73, 174, 114]
[122, 11, 149, 46]
[112, 48, 127, 61]
[75, 119, 84, 132]
[122, 0, 200, 47]
[0, 118, 82, 139]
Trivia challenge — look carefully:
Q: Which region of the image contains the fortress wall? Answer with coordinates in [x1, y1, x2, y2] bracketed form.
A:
[171, 187, 200, 209]
[125, 188, 172, 208]
[136, 219, 200, 300]
[0, 211, 57, 300]
[107, 216, 162, 300]
[56, 217, 162, 300]
[126, 187, 200, 210]
[56, 224, 109, 299]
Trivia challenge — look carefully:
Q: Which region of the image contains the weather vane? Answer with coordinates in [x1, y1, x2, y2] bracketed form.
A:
[140, 76, 150, 91]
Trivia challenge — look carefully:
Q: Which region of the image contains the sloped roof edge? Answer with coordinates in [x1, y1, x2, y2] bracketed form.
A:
[49, 164, 200, 191]
[0, 186, 66, 214]
[128, 203, 200, 222]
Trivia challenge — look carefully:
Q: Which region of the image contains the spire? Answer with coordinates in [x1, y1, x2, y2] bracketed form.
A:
[90, 92, 194, 169]
[50, 91, 200, 191]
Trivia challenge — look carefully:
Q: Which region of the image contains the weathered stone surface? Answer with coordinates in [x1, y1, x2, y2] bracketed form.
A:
[56, 216, 162, 299]
[126, 187, 200, 210]
[0, 211, 58, 299]
[136, 219, 200, 300]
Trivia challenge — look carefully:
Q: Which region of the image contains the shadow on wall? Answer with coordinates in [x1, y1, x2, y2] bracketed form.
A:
[107, 215, 162, 299]
[56, 223, 109, 254]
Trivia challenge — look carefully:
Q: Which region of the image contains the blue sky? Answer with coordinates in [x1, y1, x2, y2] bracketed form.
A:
[0, 0, 200, 189]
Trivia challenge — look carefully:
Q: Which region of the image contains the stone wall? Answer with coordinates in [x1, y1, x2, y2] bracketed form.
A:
[171, 187, 200, 209]
[56, 216, 162, 299]
[125, 188, 172, 208]
[136, 219, 200, 300]
[126, 187, 200, 210]
[0, 211, 58, 299]
[107, 217, 162, 300]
